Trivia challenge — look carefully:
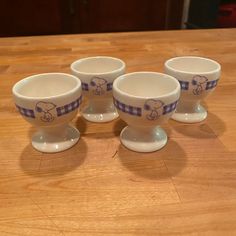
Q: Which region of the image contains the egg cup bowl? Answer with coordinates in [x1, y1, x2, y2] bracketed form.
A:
[113, 72, 180, 152]
[12, 73, 82, 153]
[165, 56, 221, 123]
[71, 56, 126, 123]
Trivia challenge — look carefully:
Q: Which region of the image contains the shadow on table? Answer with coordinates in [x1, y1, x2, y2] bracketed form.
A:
[118, 140, 186, 180]
[76, 118, 127, 140]
[170, 111, 226, 139]
[75, 116, 87, 135]
[207, 111, 226, 136]
[19, 138, 87, 177]
[113, 119, 127, 136]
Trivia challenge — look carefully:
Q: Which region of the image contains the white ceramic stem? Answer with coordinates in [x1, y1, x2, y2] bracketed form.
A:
[172, 100, 207, 123]
[120, 125, 167, 152]
[82, 98, 118, 122]
[32, 124, 80, 153]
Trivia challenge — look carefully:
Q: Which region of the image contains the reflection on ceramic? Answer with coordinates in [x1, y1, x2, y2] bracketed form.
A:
[113, 72, 180, 152]
[71, 56, 126, 123]
[165, 56, 221, 123]
[13, 73, 82, 153]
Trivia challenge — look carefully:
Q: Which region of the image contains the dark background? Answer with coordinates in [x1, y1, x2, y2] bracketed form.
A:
[0, 0, 235, 37]
[187, 0, 236, 28]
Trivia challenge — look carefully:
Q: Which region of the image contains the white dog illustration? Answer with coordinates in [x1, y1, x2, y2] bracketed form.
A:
[90, 77, 107, 95]
[144, 99, 164, 120]
[35, 101, 56, 122]
[192, 75, 208, 95]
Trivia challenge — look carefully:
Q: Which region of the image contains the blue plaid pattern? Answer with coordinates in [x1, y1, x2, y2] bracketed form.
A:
[83, 82, 113, 91]
[163, 101, 178, 115]
[107, 83, 113, 91]
[179, 80, 189, 90]
[113, 98, 178, 117]
[56, 96, 82, 117]
[206, 79, 219, 90]
[82, 83, 89, 91]
[113, 98, 142, 116]
[16, 105, 35, 118]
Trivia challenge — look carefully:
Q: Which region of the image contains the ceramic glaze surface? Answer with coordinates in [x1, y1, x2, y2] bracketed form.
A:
[71, 56, 126, 123]
[12, 73, 82, 153]
[113, 72, 180, 152]
[165, 56, 221, 123]
[166, 57, 219, 73]
[117, 73, 178, 97]
[15, 74, 78, 98]
[71, 57, 124, 74]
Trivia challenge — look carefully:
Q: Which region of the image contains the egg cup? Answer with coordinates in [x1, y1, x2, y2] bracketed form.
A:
[13, 73, 82, 153]
[71, 56, 126, 123]
[165, 56, 221, 123]
[113, 72, 180, 152]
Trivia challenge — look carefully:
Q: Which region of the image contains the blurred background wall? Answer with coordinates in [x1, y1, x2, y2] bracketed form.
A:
[0, 0, 235, 37]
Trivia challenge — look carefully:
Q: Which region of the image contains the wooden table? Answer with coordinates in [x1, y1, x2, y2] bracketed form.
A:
[0, 29, 236, 235]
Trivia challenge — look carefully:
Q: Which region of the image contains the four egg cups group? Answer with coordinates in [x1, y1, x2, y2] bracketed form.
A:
[13, 56, 221, 153]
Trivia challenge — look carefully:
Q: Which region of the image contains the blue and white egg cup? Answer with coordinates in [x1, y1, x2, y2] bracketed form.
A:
[71, 56, 126, 123]
[113, 72, 180, 153]
[13, 73, 82, 153]
[165, 56, 221, 123]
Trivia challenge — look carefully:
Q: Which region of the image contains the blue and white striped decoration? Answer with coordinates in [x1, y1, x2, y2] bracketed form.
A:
[113, 98, 178, 118]
[179, 80, 189, 90]
[178, 78, 218, 91]
[82, 82, 113, 91]
[113, 98, 142, 116]
[163, 101, 178, 115]
[206, 79, 219, 90]
[56, 96, 82, 117]
[107, 83, 113, 91]
[82, 83, 89, 91]
[16, 96, 82, 119]
[16, 105, 35, 118]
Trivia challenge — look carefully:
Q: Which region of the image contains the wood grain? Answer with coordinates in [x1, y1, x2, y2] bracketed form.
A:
[0, 28, 236, 235]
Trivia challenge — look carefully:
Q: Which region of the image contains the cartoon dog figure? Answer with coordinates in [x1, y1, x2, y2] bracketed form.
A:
[144, 99, 164, 120]
[35, 101, 56, 122]
[90, 77, 107, 95]
[192, 75, 208, 95]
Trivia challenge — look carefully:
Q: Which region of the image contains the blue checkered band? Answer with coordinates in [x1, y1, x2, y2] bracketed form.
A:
[179, 78, 218, 91]
[16, 105, 35, 118]
[163, 101, 178, 115]
[107, 83, 113, 91]
[206, 79, 219, 90]
[113, 98, 142, 117]
[179, 80, 189, 90]
[83, 82, 113, 91]
[82, 83, 89, 91]
[56, 96, 82, 117]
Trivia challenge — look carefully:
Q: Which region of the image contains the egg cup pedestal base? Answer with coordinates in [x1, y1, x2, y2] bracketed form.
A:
[82, 99, 118, 123]
[32, 125, 80, 153]
[120, 126, 167, 153]
[172, 102, 207, 123]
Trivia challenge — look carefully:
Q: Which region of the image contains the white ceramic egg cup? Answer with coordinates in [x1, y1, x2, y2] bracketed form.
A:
[165, 56, 221, 123]
[71, 56, 126, 123]
[13, 73, 82, 153]
[113, 72, 180, 152]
